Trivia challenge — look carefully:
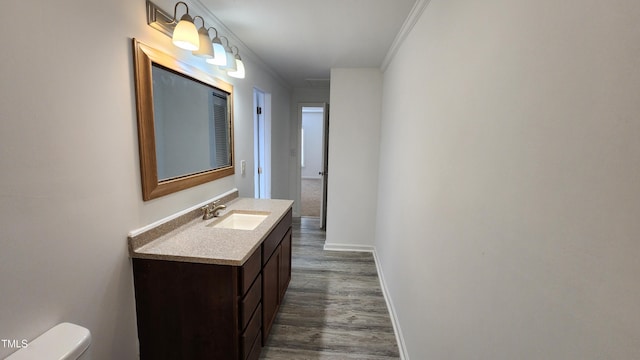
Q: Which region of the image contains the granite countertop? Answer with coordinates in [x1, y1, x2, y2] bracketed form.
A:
[128, 198, 294, 266]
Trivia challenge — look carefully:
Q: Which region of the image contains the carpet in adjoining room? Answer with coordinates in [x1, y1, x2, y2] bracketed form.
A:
[301, 179, 322, 217]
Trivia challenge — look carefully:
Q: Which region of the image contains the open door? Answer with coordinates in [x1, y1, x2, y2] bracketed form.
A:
[299, 103, 329, 229]
[320, 103, 329, 230]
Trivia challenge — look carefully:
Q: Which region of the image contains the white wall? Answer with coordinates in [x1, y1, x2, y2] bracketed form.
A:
[0, 0, 290, 358]
[231, 57, 291, 199]
[267, 89, 293, 201]
[326, 68, 382, 248]
[376, 0, 640, 359]
[301, 111, 324, 179]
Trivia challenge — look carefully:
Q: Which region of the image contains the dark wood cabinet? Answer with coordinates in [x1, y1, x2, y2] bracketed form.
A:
[132, 208, 292, 360]
[279, 229, 292, 299]
[262, 245, 280, 342]
[261, 212, 293, 343]
[132, 259, 246, 359]
[262, 228, 292, 342]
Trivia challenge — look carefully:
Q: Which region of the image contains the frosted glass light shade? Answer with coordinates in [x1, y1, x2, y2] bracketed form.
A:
[192, 27, 214, 58]
[206, 41, 227, 66]
[228, 58, 245, 79]
[172, 14, 199, 50]
[220, 50, 237, 71]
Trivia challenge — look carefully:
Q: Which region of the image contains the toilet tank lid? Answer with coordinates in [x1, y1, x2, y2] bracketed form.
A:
[5, 322, 91, 360]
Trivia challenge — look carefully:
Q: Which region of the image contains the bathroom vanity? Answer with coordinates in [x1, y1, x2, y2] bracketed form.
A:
[128, 197, 293, 360]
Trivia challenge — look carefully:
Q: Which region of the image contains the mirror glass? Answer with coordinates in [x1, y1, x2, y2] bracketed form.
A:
[133, 39, 234, 201]
[151, 64, 231, 181]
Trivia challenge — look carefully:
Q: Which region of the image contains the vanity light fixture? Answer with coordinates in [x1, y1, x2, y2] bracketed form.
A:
[147, 1, 199, 50]
[219, 37, 238, 72]
[146, 0, 246, 79]
[228, 47, 246, 79]
[169, 2, 199, 50]
[191, 16, 214, 58]
[205, 27, 228, 66]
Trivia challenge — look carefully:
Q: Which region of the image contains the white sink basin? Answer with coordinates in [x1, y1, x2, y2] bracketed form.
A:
[208, 211, 269, 230]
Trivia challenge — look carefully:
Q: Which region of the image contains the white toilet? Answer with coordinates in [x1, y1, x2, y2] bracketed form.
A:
[5, 323, 91, 360]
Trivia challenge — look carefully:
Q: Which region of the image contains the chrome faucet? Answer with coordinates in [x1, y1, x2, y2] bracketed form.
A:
[202, 200, 226, 220]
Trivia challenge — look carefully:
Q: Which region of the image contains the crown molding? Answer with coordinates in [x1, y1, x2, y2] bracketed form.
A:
[381, 0, 432, 72]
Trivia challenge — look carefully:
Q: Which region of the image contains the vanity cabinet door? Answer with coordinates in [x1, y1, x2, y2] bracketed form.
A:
[262, 245, 280, 343]
[279, 229, 292, 299]
[132, 259, 240, 360]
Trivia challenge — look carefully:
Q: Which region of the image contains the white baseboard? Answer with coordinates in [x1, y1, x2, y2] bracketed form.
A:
[371, 250, 410, 360]
[322, 243, 375, 252]
[321, 243, 409, 359]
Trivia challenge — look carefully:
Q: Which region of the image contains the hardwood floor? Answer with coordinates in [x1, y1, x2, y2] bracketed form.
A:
[260, 217, 400, 359]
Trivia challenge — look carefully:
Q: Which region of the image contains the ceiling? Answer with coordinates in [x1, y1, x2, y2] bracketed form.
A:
[198, 0, 418, 88]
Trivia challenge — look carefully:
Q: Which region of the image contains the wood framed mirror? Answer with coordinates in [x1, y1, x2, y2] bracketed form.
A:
[132, 39, 234, 201]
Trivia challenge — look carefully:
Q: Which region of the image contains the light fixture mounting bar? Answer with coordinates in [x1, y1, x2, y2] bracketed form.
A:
[146, 0, 176, 38]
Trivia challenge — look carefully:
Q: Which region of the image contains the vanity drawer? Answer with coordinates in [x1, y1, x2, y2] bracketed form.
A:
[240, 248, 261, 295]
[241, 304, 262, 360]
[262, 209, 292, 264]
[240, 274, 261, 331]
[245, 330, 262, 360]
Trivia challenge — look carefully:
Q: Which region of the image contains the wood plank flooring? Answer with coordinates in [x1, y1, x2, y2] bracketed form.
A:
[260, 217, 400, 359]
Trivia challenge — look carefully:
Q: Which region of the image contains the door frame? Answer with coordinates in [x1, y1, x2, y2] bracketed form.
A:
[298, 102, 329, 229]
[254, 88, 271, 198]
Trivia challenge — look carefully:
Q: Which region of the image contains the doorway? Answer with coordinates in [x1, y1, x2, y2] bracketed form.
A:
[254, 88, 271, 199]
[299, 103, 329, 229]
